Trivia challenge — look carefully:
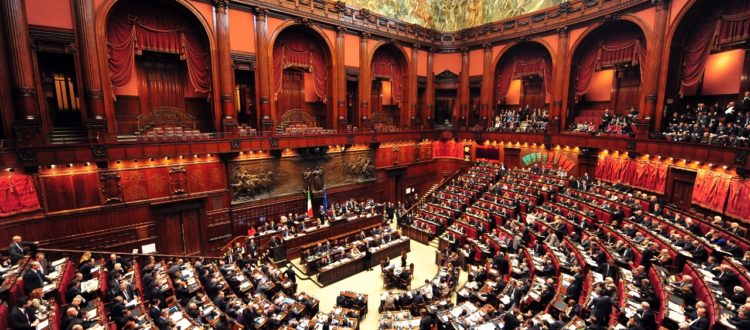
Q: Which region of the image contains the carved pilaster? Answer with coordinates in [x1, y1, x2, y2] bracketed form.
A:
[73, 0, 106, 137]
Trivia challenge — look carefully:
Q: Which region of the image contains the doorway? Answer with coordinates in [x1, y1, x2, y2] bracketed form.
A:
[155, 201, 205, 255]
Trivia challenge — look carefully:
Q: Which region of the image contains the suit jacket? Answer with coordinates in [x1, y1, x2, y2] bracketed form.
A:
[23, 269, 49, 295]
[718, 271, 740, 294]
[148, 305, 162, 321]
[597, 263, 618, 280]
[689, 316, 709, 330]
[589, 296, 613, 321]
[9, 307, 36, 330]
[637, 309, 657, 330]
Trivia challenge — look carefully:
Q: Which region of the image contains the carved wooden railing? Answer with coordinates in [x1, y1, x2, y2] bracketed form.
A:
[370, 111, 394, 126]
[137, 106, 197, 132]
[279, 109, 317, 130]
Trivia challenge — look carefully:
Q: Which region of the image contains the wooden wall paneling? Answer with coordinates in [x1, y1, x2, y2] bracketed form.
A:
[145, 167, 171, 198]
[72, 172, 102, 208]
[504, 147, 521, 168]
[42, 175, 75, 212]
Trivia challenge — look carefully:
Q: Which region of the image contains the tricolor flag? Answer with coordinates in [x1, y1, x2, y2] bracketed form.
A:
[306, 190, 313, 218]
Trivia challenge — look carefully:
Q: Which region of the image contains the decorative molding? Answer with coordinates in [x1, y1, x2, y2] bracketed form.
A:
[169, 166, 189, 195]
[91, 144, 108, 158]
[16, 149, 37, 163]
[230, 139, 241, 150]
[99, 171, 124, 204]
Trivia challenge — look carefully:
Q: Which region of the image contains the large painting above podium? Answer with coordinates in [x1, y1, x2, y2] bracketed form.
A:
[345, 0, 564, 31]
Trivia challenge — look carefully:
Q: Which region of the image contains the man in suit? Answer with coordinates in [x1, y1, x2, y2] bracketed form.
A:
[418, 309, 434, 330]
[8, 236, 37, 265]
[148, 299, 163, 320]
[114, 281, 135, 302]
[589, 289, 613, 327]
[640, 244, 657, 271]
[563, 299, 580, 321]
[23, 261, 50, 295]
[717, 264, 740, 294]
[107, 253, 130, 272]
[636, 302, 656, 330]
[285, 265, 296, 283]
[597, 259, 619, 280]
[686, 307, 710, 330]
[10, 296, 39, 330]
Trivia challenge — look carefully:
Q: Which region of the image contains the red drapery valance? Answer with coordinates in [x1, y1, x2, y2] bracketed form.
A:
[0, 175, 41, 217]
[273, 33, 328, 102]
[495, 48, 553, 104]
[692, 169, 731, 212]
[372, 50, 404, 103]
[574, 29, 645, 97]
[106, 1, 210, 93]
[681, 2, 750, 89]
[726, 178, 750, 222]
[594, 156, 667, 194]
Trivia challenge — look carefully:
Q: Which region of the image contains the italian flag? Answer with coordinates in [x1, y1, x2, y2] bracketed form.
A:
[307, 190, 313, 218]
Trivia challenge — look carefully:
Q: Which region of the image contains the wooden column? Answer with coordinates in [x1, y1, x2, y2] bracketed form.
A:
[458, 48, 469, 127]
[214, 0, 237, 133]
[646, 0, 671, 135]
[1, 0, 42, 145]
[254, 8, 273, 132]
[480, 43, 493, 127]
[423, 48, 434, 128]
[335, 27, 347, 130]
[638, 0, 670, 138]
[410, 44, 419, 129]
[73, 0, 107, 140]
[550, 27, 569, 134]
[358, 32, 370, 129]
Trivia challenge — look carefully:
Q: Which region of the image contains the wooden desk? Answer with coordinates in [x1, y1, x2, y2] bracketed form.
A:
[317, 239, 410, 286]
[284, 214, 383, 259]
[402, 226, 431, 244]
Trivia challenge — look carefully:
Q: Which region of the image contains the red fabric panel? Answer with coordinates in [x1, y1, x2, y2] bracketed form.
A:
[273, 32, 329, 102]
[574, 28, 645, 97]
[692, 169, 731, 212]
[432, 141, 463, 159]
[496, 47, 553, 103]
[0, 174, 41, 217]
[106, 1, 210, 92]
[726, 178, 750, 222]
[372, 49, 403, 103]
[594, 156, 667, 194]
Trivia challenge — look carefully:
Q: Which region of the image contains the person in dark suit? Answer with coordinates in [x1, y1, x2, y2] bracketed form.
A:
[10, 296, 38, 330]
[418, 310, 434, 330]
[589, 289, 613, 327]
[78, 258, 95, 280]
[597, 259, 618, 280]
[640, 244, 657, 271]
[8, 236, 37, 265]
[23, 262, 50, 295]
[625, 316, 645, 330]
[285, 266, 296, 283]
[635, 302, 656, 330]
[729, 308, 750, 329]
[548, 313, 566, 330]
[688, 307, 710, 330]
[148, 299, 162, 320]
[717, 265, 740, 294]
[563, 299, 580, 321]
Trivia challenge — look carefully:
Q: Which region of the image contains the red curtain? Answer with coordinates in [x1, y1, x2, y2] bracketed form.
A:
[0, 175, 41, 217]
[594, 156, 667, 194]
[273, 33, 328, 102]
[106, 1, 210, 93]
[495, 47, 553, 103]
[372, 50, 403, 103]
[433, 141, 463, 159]
[726, 178, 750, 222]
[681, 2, 750, 89]
[692, 169, 731, 212]
[574, 29, 645, 97]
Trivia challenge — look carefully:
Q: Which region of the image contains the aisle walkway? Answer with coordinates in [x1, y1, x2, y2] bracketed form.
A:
[290, 223, 467, 328]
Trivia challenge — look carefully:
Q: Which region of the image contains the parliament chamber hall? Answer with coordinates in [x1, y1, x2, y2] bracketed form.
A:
[5, 0, 750, 329]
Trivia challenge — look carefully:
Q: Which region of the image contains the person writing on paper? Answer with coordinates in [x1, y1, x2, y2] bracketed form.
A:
[9, 236, 38, 265]
[10, 296, 38, 330]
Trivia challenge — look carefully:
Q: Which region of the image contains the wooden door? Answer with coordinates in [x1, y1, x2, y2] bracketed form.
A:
[279, 70, 304, 117]
[157, 213, 183, 255]
[180, 209, 203, 256]
[613, 67, 641, 114]
[670, 180, 694, 210]
[137, 55, 185, 113]
[521, 76, 545, 109]
[155, 204, 205, 256]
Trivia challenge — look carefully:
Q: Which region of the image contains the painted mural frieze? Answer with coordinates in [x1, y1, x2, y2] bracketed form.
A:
[344, 0, 565, 31]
